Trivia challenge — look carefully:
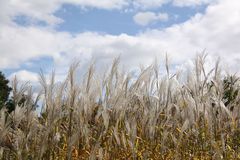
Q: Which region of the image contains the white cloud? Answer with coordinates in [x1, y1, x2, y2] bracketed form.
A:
[64, 0, 128, 9]
[8, 70, 39, 83]
[0, 0, 62, 26]
[173, 0, 214, 7]
[132, 0, 170, 9]
[133, 12, 169, 26]
[0, 0, 129, 26]
[1, 0, 240, 80]
[0, 0, 212, 27]
[131, 0, 216, 9]
[0, 24, 72, 69]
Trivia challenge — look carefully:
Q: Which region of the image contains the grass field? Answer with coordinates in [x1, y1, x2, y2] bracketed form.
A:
[0, 55, 240, 159]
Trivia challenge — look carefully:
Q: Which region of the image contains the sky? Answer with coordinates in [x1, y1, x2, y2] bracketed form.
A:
[1, 0, 240, 84]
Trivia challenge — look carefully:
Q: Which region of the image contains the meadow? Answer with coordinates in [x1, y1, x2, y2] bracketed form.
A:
[0, 55, 240, 159]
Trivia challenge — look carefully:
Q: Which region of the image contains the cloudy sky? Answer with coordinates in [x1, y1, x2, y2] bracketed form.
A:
[1, 0, 240, 83]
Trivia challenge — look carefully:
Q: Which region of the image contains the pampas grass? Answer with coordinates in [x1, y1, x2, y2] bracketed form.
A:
[0, 55, 240, 159]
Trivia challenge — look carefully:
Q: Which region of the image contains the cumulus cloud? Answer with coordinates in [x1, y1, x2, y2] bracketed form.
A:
[133, 12, 169, 26]
[8, 70, 39, 83]
[1, 0, 240, 80]
[0, 0, 61, 26]
[173, 0, 214, 7]
[0, 0, 128, 26]
[0, 0, 213, 27]
[132, 0, 170, 9]
[0, 24, 72, 69]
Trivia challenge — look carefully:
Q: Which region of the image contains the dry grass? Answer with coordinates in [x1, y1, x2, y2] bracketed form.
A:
[0, 55, 240, 159]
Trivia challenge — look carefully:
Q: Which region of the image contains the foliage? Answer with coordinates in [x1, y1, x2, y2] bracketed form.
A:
[0, 73, 37, 113]
[222, 76, 239, 107]
[0, 72, 12, 109]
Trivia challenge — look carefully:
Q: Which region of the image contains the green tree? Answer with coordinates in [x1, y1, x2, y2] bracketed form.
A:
[222, 75, 239, 109]
[0, 71, 12, 109]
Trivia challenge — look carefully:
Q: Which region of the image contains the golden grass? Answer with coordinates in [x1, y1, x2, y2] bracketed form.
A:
[0, 55, 240, 159]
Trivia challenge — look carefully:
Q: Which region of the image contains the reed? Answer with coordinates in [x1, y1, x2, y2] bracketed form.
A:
[0, 55, 240, 159]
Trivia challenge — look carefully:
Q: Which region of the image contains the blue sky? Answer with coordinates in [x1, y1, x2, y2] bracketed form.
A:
[1, 0, 240, 83]
[12, 2, 206, 35]
[52, 3, 206, 35]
